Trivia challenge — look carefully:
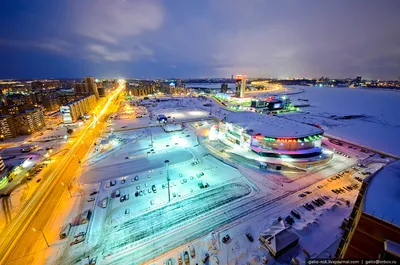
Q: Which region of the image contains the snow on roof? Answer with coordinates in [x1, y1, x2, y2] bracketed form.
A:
[223, 111, 323, 138]
[363, 160, 400, 227]
[260, 220, 299, 256]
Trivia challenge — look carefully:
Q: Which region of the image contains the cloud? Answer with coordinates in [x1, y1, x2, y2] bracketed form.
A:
[86, 44, 153, 62]
[72, 0, 164, 44]
[0, 39, 72, 56]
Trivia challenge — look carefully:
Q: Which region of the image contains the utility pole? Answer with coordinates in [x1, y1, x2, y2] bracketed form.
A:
[32, 228, 49, 247]
[165, 160, 171, 202]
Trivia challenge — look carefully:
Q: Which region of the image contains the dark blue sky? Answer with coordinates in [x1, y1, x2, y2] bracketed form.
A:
[1, 0, 399, 79]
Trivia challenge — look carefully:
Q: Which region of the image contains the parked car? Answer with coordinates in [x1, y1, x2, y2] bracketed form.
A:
[183, 251, 190, 265]
[246, 233, 254, 242]
[291, 210, 301, 219]
[285, 216, 295, 225]
[70, 235, 85, 246]
[125, 209, 130, 215]
[178, 254, 183, 265]
[120, 196, 125, 202]
[151, 184, 157, 193]
[188, 245, 195, 258]
[110, 180, 116, 186]
[222, 234, 230, 243]
[202, 253, 209, 263]
[311, 200, 319, 207]
[74, 232, 86, 238]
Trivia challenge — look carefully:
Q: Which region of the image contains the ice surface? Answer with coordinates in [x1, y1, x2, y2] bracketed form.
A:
[252, 86, 400, 156]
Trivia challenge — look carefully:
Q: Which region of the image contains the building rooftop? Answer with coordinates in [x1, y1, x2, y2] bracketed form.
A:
[223, 111, 323, 138]
[260, 220, 299, 256]
[363, 160, 400, 227]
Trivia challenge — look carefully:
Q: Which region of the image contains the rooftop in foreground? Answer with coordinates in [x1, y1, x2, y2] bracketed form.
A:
[363, 160, 400, 227]
[222, 111, 323, 138]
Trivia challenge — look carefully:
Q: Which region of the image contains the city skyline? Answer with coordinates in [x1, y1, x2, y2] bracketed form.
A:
[1, 0, 400, 80]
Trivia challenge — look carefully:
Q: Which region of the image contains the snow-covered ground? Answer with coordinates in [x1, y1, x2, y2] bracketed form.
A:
[20, 94, 396, 265]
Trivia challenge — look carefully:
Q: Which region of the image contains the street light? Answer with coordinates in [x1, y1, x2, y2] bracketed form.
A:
[148, 128, 153, 147]
[32, 228, 49, 247]
[73, 154, 81, 164]
[164, 160, 171, 202]
[61, 182, 72, 198]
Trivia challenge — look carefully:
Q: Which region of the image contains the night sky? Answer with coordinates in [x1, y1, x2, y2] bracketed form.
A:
[1, 0, 399, 79]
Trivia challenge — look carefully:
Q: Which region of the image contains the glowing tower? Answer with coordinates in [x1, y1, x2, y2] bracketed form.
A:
[235, 75, 246, 98]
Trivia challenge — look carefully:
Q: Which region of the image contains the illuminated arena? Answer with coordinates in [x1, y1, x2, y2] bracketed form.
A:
[216, 112, 324, 159]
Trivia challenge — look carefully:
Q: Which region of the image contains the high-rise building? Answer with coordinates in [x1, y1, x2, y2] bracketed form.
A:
[84, 77, 99, 100]
[0, 155, 5, 172]
[5, 94, 33, 106]
[72, 83, 86, 94]
[42, 96, 61, 111]
[235, 75, 247, 98]
[176, 79, 183, 88]
[60, 95, 96, 124]
[221, 83, 228, 93]
[335, 161, 400, 260]
[14, 109, 45, 135]
[0, 105, 33, 116]
[97, 87, 106, 98]
[0, 154, 5, 173]
[127, 81, 156, 97]
[0, 115, 18, 139]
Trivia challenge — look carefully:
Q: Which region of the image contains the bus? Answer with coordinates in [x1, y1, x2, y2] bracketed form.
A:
[101, 197, 108, 208]
[59, 223, 72, 239]
[80, 210, 92, 224]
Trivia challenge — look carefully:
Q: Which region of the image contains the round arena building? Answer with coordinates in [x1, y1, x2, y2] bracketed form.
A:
[216, 112, 324, 159]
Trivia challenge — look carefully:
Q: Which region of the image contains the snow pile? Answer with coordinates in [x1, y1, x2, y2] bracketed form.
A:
[163, 123, 184, 132]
